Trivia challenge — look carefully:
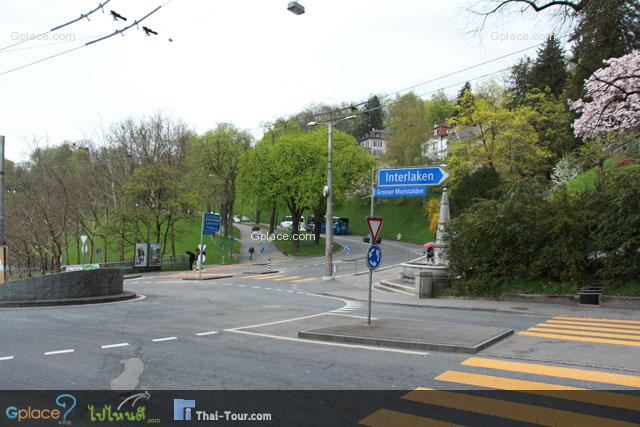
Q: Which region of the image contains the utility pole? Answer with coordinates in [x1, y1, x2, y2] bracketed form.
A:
[324, 121, 334, 280]
[0, 135, 4, 246]
[368, 167, 375, 324]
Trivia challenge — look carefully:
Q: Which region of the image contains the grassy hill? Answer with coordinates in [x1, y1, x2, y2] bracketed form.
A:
[334, 193, 438, 244]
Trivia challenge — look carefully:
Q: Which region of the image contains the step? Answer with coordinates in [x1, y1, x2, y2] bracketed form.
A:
[377, 280, 415, 296]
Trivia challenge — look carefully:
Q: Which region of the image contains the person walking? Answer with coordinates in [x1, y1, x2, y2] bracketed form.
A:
[186, 251, 196, 271]
[248, 246, 255, 261]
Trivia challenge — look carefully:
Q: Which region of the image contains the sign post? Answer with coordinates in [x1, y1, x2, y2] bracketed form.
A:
[366, 216, 384, 325]
[80, 235, 88, 268]
[199, 212, 221, 278]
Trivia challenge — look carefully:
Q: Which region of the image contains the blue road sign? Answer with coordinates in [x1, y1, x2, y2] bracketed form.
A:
[374, 186, 427, 198]
[203, 212, 221, 235]
[344, 245, 351, 254]
[378, 166, 449, 187]
[367, 245, 382, 270]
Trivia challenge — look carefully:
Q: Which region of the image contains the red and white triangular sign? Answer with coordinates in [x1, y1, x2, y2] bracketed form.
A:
[367, 217, 384, 242]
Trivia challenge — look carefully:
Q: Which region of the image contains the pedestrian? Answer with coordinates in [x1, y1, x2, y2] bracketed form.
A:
[426, 245, 435, 264]
[248, 246, 255, 261]
[186, 251, 196, 271]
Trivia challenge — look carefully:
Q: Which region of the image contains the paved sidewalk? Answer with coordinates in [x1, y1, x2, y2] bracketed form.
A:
[304, 267, 640, 319]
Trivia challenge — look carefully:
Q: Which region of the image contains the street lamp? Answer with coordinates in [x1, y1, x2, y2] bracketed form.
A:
[307, 115, 356, 280]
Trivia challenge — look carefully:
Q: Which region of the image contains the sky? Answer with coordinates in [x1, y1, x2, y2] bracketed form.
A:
[0, 0, 563, 162]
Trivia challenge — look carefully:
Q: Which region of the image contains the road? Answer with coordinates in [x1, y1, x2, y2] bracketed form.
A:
[2, 242, 640, 424]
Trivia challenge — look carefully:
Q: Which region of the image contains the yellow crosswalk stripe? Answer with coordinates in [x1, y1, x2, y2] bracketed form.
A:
[462, 357, 640, 388]
[519, 331, 640, 347]
[528, 327, 640, 341]
[436, 370, 582, 390]
[291, 277, 315, 283]
[546, 319, 640, 331]
[272, 276, 302, 281]
[360, 409, 461, 427]
[402, 390, 636, 427]
[251, 275, 285, 280]
[535, 322, 640, 335]
[435, 371, 640, 412]
[555, 316, 640, 325]
[240, 274, 272, 279]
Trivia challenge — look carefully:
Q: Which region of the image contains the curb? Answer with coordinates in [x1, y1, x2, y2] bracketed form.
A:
[182, 275, 233, 281]
[241, 271, 280, 275]
[124, 275, 143, 280]
[0, 291, 138, 308]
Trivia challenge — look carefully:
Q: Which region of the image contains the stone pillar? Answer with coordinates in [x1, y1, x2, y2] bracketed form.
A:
[434, 188, 450, 265]
[415, 270, 433, 298]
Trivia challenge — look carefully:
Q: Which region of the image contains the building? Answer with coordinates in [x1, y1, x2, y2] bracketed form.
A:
[360, 129, 393, 159]
[422, 122, 451, 160]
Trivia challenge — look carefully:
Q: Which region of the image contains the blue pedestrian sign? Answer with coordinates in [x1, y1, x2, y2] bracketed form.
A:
[203, 212, 221, 235]
[344, 245, 351, 254]
[375, 186, 426, 198]
[378, 166, 449, 187]
[367, 245, 382, 270]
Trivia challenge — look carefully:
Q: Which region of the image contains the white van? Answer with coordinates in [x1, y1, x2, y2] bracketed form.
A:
[280, 216, 306, 232]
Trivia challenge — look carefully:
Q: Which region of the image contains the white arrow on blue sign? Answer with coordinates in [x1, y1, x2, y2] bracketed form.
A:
[367, 245, 382, 270]
[378, 166, 449, 187]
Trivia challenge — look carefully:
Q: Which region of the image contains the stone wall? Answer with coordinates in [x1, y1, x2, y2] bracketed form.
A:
[0, 268, 124, 302]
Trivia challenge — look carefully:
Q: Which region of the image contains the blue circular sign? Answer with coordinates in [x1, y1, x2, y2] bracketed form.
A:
[367, 245, 382, 270]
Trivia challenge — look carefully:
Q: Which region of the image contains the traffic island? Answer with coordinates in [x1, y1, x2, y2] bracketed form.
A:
[298, 318, 513, 354]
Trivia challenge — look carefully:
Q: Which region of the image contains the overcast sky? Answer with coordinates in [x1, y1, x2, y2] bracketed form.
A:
[0, 0, 562, 161]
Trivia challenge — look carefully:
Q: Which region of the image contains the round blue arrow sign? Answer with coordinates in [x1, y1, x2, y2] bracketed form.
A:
[367, 245, 382, 270]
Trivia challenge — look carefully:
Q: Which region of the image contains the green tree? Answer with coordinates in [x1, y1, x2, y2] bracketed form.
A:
[385, 93, 427, 165]
[530, 35, 567, 98]
[424, 91, 455, 129]
[355, 95, 385, 139]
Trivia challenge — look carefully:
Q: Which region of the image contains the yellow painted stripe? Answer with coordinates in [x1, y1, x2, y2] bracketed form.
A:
[547, 320, 640, 331]
[436, 370, 583, 390]
[529, 327, 640, 341]
[536, 323, 640, 335]
[402, 390, 636, 427]
[240, 275, 266, 279]
[272, 276, 302, 281]
[291, 278, 315, 283]
[555, 316, 640, 325]
[251, 275, 285, 280]
[435, 371, 640, 412]
[519, 331, 640, 347]
[462, 357, 640, 388]
[360, 409, 461, 427]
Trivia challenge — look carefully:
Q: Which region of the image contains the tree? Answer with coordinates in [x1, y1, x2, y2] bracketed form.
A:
[385, 93, 427, 165]
[569, 49, 640, 141]
[355, 95, 385, 139]
[567, 0, 640, 98]
[424, 91, 455, 129]
[192, 123, 252, 237]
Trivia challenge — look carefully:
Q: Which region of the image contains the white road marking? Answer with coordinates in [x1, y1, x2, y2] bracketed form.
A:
[326, 313, 376, 320]
[265, 287, 273, 290]
[225, 329, 428, 356]
[252, 286, 260, 289]
[238, 284, 247, 287]
[0, 356, 14, 361]
[195, 331, 219, 336]
[152, 336, 177, 342]
[228, 312, 328, 331]
[44, 349, 74, 356]
[223, 283, 233, 286]
[276, 289, 283, 292]
[286, 290, 294, 293]
[101, 343, 130, 349]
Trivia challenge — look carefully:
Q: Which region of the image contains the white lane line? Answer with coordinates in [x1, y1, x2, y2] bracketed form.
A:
[238, 284, 247, 288]
[44, 349, 74, 356]
[152, 336, 178, 342]
[195, 331, 219, 336]
[276, 289, 284, 292]
[265, 287, 273, 290]
[252, 286, 260, 289]
[101, 343, 130, 349]
[225, 329, 428, 356]
[223, 283, 233, 286]
[286, 290, 294, 293]
[228, 312, 328, 331]
[0, 356, 14, 361]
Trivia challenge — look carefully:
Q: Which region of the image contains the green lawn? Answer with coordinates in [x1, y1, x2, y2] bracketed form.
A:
[63, 218, 241, 266]
[565, 159, 615, 196]
[271, 232, 342, 257]
[334, 195, 437, 244]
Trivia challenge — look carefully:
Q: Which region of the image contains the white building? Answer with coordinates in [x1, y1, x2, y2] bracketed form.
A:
[360, 129, 393, 159]
[422, 122, 450, 160]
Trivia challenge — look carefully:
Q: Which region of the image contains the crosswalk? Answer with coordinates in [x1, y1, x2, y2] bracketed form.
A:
[360, 356, 640, 426]
[240, 274, 316, 284]
[331, 300, 363, 314]
[519, 315, 640, 347]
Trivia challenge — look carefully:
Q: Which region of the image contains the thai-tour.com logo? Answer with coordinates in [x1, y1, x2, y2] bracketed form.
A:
[5, 393, 76, 423]
[174, 398, 272, 422]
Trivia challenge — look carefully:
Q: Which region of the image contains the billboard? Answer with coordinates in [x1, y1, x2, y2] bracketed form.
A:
[149, 243, 161, 267]
[135, 243, 149, 267]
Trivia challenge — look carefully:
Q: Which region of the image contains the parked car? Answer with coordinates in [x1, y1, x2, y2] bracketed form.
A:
[240, 216, 250, 223]
[233, 216, 241, 223]
[280, 216, 306, 232]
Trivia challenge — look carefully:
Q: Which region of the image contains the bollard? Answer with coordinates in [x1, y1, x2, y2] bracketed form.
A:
[222, 255, 225, 265]
[267, 258, 271, 272]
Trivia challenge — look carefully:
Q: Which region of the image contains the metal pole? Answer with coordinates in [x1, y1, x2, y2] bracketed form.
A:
[199, 212, 204, 279]
[368, 167, 375, 325]
[0, 135, 4, 246]
[324, 121, 334, 280]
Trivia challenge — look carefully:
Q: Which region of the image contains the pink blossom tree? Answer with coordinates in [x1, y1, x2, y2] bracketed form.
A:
[570, 50, 640, 141]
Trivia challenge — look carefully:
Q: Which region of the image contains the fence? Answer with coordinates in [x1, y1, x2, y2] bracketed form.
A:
[338, 244, 423, 275]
